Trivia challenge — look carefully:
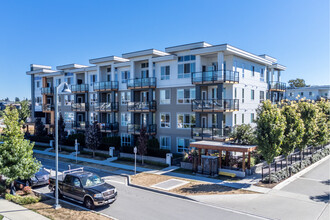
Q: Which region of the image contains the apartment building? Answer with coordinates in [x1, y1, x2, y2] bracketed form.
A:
[26, 42, 286, 153]
[285, 85, 330, 101]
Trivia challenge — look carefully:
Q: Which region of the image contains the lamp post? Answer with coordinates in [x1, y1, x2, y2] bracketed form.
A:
[54, 82, 71, 209]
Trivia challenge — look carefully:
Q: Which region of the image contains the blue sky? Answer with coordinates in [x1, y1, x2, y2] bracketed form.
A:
[0, 0, 329, 100]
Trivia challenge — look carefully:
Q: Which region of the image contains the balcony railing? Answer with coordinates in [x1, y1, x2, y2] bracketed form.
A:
[192, 70, 239, 84]
[127, 101, 157, 112]
[192, 127, 232, 141]
[127, 77, 156, 89]
[93, 81, 118, 91]
[71, 84, 89, 93]
[269, 81, 286, 91]
[91, 102, 119, 112]
[98, 122, 119, 132]
[127, 124, 157, 135]
[72, 121, 86, 130]
[42, 104, 54, 111]
[192, 99, 239, 112]
[71, 103, 88, 111]
[41, 87, 54, 95]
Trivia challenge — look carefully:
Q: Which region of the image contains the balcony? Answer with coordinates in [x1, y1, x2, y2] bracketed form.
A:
[192, 127, 232, 141]
[94, 81, 118, 91]
[72, 121, 86, 130]
[192, 99, 239, 112]
[91, 102, 119, 112]
[71, 84, 89, 93]
[127, 101, 157, 112]
[127, 77, 156, 89]
[98, 122, 119, 133]
[127, 124, 157, 135]
[42, 104, 54, 112]
[269, 81, 286, 92]
[71, 103, 88, 112]
[41, 87, 54, 95]
[192, 70, 239, 84]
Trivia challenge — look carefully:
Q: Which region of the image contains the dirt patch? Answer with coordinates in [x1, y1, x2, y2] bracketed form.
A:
[131, 173, 254, 196]
[24, 198, 112, 220]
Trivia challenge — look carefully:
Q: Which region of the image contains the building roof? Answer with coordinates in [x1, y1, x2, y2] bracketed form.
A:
[190, 141, 257, 153]
[286, 85, 330, 90]
[56, 64, 89, 70]
[122, 49, 169, 59]
[165, 41, 212, 53]
[89, 56, 129, 64]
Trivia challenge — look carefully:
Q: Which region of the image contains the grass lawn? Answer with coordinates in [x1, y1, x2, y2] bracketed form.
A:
[172, 168, 240, 182]
[113, 158, 168, 170]
[0, 214, 3, 220]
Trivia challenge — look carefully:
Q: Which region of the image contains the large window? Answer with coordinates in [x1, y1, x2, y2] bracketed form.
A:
[160, 113, 170, 128]
[121, 71, 130, 83]
[242, 89, 245, 103]
[121, 92, 131, 105]
[160, 136, 171, 150]
[64, 95, 74, 106]
[251, 89, 255, 100]
[90, 75, 97, 86]
[177, 138, 190, 153]
[177, 88, 195, 104]
[121, 113, 131, 126]
[251, 113, 255, 123]
[260, 91, 265, 102]
[160, 89, 170, 104]
[178, 63, 196, 79]
[161, 66, 170, 80]
[64, 112, 74, 124]
[260, 68, 264, 81]
[177, 113, 195, 129]
[121, 133, 131, 147]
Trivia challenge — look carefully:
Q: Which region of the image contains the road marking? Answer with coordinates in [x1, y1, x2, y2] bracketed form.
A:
[299, 177, 325, 182]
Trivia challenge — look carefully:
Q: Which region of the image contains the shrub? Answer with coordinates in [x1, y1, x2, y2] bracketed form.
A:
[147, 137, 160, 149]
[80, 150, 109, 159]
[230, 124, 256, 145]
[5, 194, 40, 205]
[23, 186, 32, 195]
[26, 135, 53, 143]
[64, 133, 85, 146]
[100, 136, 121, 151]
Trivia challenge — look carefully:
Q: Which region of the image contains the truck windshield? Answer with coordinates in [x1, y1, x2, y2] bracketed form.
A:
[80, 174, 104, 187]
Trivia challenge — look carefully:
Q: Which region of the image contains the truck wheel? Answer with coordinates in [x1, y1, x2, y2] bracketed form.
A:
[84, 197, 95, 210]
[53, 188, 63, 199]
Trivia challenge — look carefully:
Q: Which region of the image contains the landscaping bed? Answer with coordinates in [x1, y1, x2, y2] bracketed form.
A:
[171, 168, 240, 182]
[114, 157, 168, 170]
[131, 173, 254, 196]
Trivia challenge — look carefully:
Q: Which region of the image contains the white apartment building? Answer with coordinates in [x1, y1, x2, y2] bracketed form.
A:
[26, 42, 286, 154]
[285, 85, 330, 101]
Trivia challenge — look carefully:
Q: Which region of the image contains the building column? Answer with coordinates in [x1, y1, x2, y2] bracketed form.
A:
[242, 152, 246, 172]
[195, 55, 202, 72]
[111, 63, 115, 81]
[217, 83, 223, 100]
[148, 58, 153, 77]
[31, 75, 35, 121]
[130, 61, 135, 79]
[217, 52, 224, 71]
[278, 70, 281, 82]
[271, 68, 274, 82]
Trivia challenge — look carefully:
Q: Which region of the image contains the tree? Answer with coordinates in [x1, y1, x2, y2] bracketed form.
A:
[255, 100, 286, 183]
[137, 127, 148, 165]
[35, 118, 47, 137]
[58, 113, 66, 151]
[85, 122, 101, 158]
[230, 124, 256, 145]
[15, 97, 20, 103]
[0, 107, 41, 194]
[18, 100, 30, 126]
[314, 100, 329, 147]
[281, 102, 304, 174]
[4, 97, 9, 101]
[288, 78, 307, 88]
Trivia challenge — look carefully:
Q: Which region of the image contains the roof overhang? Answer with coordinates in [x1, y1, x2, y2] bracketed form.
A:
[270, 63, 286, 71]
[190, 141, 257, 153]
[151, 55, 177, 62]
[56, 64, 89, 70]
[165, 41, 212, 53]
[26, 68, 57, 75]
[89, 56, 129, 64]
[122, 49, 169, 59]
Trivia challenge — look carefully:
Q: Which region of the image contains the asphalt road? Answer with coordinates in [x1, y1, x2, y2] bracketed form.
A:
[35, 156, 268, 220]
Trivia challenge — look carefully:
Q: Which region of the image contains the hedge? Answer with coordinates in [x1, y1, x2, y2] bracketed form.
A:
[5, 194, 40, 205]
[121, 146, 170, 158]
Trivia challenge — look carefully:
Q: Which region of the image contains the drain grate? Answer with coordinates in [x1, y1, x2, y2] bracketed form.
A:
[151, 179, 189, 190]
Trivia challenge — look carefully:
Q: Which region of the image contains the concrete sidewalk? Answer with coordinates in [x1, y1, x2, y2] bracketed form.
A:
[0, 198, 48, 220]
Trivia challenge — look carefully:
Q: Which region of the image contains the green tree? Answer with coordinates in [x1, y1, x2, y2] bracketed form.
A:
[230, 124, 256, 145]
[288, 78, 308, 88]
[0, 107, 40, 194]
[15, 97, 20, 103]
[255, 100, 286, 183]
[137, 127, 148, 165]
[314, 101, 329, 147]
[85, 122, 101, 158]
[58, 113, 66, 151]
[281, 102, 304, 174]
[18, 100, 30, 126]
[34, 118, 47, 137]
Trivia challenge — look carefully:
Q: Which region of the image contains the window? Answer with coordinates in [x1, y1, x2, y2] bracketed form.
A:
[121, 92, 131, 105]
[107, 74, 111, 81]
[121, 71, 130, 83]
[309, 92, 313, 96]
[212, 114, 217, 127]
[300, 92, 304, 96]
[161, 66, 170, 80]
[160, 113, 170, 128]
[234, 114, 237, 125]
[64, 95, 74, 105]
[178, 55, 196, 62]
[177, 113, 195, 128]
[65, 77, 72, 85]
[260, 68, 264, 81]
[289, 92, 294, 97]
[160, 89, 170, 104]
[242, 89, 245, 103]
[90, 75, 97, 85]
[251, 66, 255, 77]
[56, 79, 61, 86]
[178, 63, 195, 78]
[121, 113, 131, 126]
[177, 88, 195, 104]
[121, 133, 131, 147]
[251, 113, 255, 123]
[36, 81, 40, 88]
[64, 112, 74, 124]
[242, 114, 245, 124]
[107, 67, 111, 72]
[177, 138, 190, 153]
[251, 90, 255, 100]
[90, 93, 98, 105]
[234, 88, 237, 99]
[141, 62, 149, 68]
[160, 136, 171, 150]
[260, 91, 265, 102]
[211, 88, 217, 99]
[242, 64, 245, 78]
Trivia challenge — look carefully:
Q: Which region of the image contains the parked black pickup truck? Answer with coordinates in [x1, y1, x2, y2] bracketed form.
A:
[49, 168, 117, 209]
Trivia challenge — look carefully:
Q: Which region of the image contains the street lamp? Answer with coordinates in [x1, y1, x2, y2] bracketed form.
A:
[54, 82, 71, 209]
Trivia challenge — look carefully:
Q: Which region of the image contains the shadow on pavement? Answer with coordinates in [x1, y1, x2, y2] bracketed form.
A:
[310, 192, 330, 203]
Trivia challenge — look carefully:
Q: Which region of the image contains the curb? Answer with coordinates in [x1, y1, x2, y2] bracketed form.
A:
[273, 154, 330, 190]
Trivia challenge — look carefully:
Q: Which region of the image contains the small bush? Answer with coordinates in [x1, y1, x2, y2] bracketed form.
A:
[64, 133, 85, 146]
[230, 124, 256, 145]
[23, 186, 32, 195]
[80, 150, 109, 159]
[100, 136, 121, 151]
[26, 135, 53, 143]
[5, 194, 40, 205]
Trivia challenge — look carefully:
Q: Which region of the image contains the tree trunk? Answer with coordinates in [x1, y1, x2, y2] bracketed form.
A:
[300, 150, 303, 168]
[286, 156, 289, 176]
[268, 164, 271, 184]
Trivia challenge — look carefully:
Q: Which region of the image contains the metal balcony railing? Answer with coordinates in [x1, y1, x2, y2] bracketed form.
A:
[192, 70, 239, 84]
[72, 121, 87, 129]
[192, 99, 239, 112]
[41, 87, 54, 95]
[127, 124, 157, 135]
[127, 77, 156, 89]
[93, 81, 118, 91]
[71, 84, 89, 93]
[127, 101, 157, 112]
[269, 81, 286, 91]
[192, 127, 232, 141]
[71, 103, 88, 111]
[42, 104, 54, 111]
[98, 122, 119, 132]
[92, 102, 119, 112]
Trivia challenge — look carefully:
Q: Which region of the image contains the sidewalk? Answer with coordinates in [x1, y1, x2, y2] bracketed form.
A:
[0, 198, 48, 220]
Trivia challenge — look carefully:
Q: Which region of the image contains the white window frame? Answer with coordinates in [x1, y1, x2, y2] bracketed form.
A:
[121, 113, 131, 126]
[177, 113, 195, 129]
[121, 133, 131, 147]
[160, 89, 171, 104]
[160, 136, 171, 150]
[121, 91, 131, 105]
[177, 88, 195, 104]
[160, 113, 171, 128]
[177, 137, 191, 153]
[161, 66, 170, 80]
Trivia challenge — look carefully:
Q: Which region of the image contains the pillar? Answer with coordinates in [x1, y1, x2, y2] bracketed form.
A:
[218, 150, 222, 169]
[111, 64, 115, 81]
[217, 52, 224, 71]
[195, 55, 202, 72]
[278, 70, 281, 82]
[31, 75, 35, 121]
[198, 149, 202, 165]
[130, 61, 135, 78]
[242, 152, 246, 172]
[248, 152, 251, 169]
[217, 113, 223, 129]
[271, 68, 274, 82]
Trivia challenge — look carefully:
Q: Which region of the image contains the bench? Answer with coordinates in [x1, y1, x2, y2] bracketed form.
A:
[219, 171, 236, 178]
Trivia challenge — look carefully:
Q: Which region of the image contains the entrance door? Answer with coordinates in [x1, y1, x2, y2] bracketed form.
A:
[141, 113, 148, 127]
[141, 92, 148, 102]
[202, 117, 207, 128]
[202, 91, 207, 100]
[77, 97, 83, 103]
[106, 93, 111, 102]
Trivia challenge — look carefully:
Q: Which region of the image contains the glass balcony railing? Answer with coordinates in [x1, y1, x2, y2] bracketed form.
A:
[192, 127, 232, 141]
[127, 77, 156, 89]
[127, 124, 157, 135]
[192, 99, 239, 112]
[91, 102, 119, 112]
[98, 122, 119, 132]
[127, 101, 157, 112]
[269, 81, 286, 91]
[93, 81, 118, 91]
[71, 84, 89, 93]
[71, 103, 88, 111]
[72, 121, 86, 129]
[192, 70, 239, 84]
[42, 104, 54, 111]
[41, 87, 54, 95]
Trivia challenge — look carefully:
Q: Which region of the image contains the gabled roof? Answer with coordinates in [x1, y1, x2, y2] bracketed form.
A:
[122, 49, 169, 59]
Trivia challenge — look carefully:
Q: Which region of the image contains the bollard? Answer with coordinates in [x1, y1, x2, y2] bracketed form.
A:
[262, 167, 264, 180]
[275, 162, 277, 172]
[291, 155, 293, 165]
[281, 160, 283, 170]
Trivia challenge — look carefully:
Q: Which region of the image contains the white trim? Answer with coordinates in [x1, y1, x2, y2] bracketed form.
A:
[160, 112, 171, 129]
